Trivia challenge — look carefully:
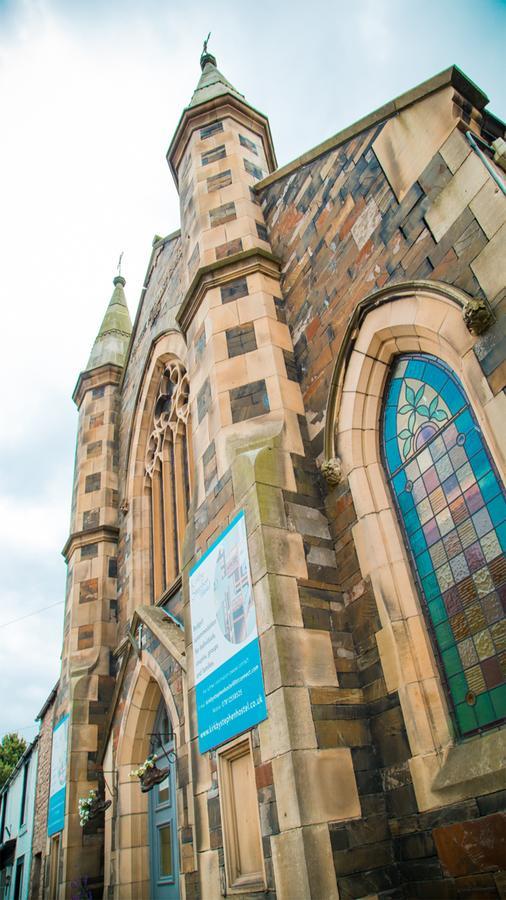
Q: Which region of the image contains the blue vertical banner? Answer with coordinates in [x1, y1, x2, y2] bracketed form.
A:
[189, 511, 267, 753]
[48, 713, 69, 835]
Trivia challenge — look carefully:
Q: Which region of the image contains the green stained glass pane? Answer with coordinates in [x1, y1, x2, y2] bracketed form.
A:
[428, 597, 447, 626]
[449, 671, 468, 704]
[442, 646, 462, 677]
[490, 684, 506, 720]
[435, 621, 455, 651]
[455, 701, 477, 734]
[474, 692, 496, 728]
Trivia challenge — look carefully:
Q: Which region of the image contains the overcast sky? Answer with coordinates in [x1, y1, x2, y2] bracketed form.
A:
[0, 0, 504, 742]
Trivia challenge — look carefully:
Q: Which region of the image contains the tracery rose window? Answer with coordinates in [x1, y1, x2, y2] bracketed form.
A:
[145, 360, 193, 596]
[382, 354, 506, 736]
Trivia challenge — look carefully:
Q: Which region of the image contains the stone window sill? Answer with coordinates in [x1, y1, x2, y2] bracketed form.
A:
[409, 727, 505, 811]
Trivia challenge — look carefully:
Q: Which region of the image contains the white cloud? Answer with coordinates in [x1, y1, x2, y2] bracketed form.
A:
[356, 0, 395, 64]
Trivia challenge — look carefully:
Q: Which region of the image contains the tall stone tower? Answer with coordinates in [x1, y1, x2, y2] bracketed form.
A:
[56, 275, 132, 897]
[164, 49, 349, 898]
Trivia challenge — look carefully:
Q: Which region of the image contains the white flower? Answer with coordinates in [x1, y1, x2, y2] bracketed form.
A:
[130, 754, 158, 779]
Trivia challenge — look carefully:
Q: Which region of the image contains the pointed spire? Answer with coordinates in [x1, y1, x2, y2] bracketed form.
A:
[188, 39, 244, 109]
[86, 274, 132, 371]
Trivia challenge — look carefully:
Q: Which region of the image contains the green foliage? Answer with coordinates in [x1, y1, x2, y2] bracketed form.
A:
[0, 732, 27, 788]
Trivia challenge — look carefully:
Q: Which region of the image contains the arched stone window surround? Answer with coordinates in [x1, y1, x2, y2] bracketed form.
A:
[124, 332, 192, 618]
[112, 651, 187, 899]
[325, 281, 506, 810]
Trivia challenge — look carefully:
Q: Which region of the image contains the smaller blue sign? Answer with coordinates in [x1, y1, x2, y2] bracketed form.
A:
[48, 714, 69, 836]
[196, 639, 267, 753]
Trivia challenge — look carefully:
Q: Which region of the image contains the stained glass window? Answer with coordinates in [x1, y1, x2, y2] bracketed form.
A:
[382, 354, 506, 736]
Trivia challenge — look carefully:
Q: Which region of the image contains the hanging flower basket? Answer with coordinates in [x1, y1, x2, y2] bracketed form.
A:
[130, 754, 169, 793]
[78, 790, 112, 827]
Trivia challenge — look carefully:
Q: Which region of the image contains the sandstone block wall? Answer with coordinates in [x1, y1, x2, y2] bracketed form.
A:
[255, 84, 506, 899]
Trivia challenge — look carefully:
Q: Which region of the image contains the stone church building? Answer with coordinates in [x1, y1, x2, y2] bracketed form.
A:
[38, 47, 506, 900]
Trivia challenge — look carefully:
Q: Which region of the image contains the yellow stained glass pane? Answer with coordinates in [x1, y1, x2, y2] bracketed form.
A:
[466, 665, 486, 694]
[474, 629, 494, 661]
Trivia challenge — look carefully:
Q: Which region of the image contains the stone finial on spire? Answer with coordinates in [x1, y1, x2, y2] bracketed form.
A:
[200, 32, 216, 70]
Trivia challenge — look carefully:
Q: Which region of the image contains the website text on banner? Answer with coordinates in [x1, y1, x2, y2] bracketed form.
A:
[189, 511, 267, 753]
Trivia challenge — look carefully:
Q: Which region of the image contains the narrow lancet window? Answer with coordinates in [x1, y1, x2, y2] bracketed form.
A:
[145, 360, 192, 598]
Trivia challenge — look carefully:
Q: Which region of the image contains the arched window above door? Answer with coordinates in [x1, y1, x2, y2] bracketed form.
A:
[382, 354, 506, 737]
[145, 359, 193, 599]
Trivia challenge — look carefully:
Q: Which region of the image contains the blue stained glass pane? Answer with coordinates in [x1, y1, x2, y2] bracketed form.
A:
[471, 450, 491, 481]
[424, 365, 447, 393]
[384, 406, 397, 443]
[455, 410, 474, 435]
[464, 428, 483, 459]
[398, 490, 415, 514]
[478, 471, 501, 504]
[411, 528, 428, 557]
[488, 495, 506, 527]
[387, 378, 403, 407]
[442, 381, 466, 415]
[393, 470, 407, 494]
[496, 522, 506, 553]
[384, 438, 400, 473]
[417, 550, 433, 578]
[404, 508, 420, 536]
[381, 353, 506, 740]
[405, 359, 426, 381]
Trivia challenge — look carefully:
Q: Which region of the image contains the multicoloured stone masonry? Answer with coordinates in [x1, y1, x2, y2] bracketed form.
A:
[33, 54, 506, 900]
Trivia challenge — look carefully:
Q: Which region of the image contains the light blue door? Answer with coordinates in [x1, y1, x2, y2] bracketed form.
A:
[148, 705, 179, 900]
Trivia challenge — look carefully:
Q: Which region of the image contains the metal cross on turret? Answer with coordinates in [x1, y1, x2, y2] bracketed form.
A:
[200, 31, 216, 70]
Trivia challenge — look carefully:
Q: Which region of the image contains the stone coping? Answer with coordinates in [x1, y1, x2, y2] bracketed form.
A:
[73, 361, 123, 408]
[176, 246, 281, 335]
[255, 65, 491, 192]
[61, 524, 119, 561]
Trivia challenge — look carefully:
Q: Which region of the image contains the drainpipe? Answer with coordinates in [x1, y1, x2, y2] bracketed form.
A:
[465, 130, 506, 196]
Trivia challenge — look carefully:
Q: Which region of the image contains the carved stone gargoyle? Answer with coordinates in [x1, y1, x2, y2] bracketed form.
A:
[320, 457, 343, 486]
[462, 298, 493, 336]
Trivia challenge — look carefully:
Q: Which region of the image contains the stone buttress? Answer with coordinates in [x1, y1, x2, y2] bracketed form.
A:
[167, 50, 360, 898]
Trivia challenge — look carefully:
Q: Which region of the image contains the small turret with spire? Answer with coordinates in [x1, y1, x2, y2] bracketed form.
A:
[163, 45, 307, 517]
[59, 266, 133, 894]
